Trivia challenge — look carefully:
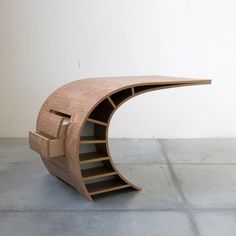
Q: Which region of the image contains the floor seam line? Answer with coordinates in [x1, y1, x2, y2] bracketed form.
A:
[157, 139, 201, 236]
[1, 208, 236, 213]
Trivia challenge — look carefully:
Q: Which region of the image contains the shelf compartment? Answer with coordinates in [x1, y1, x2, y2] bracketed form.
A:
[110, 88, 133, 106]
[86, 118, 108, 126]
[133, 84, 160, 93]
[86, 178, 130, 196]
[80, 136, 106, 144]
[88, 98, 114, 123]
[133, 84, 180, 94]
[80, 121, 106, 142]
[80, 152, 109, 164]
[81, 166, 117, 181]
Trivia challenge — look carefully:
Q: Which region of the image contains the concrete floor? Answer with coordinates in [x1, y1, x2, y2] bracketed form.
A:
[1, 138, 236, 236]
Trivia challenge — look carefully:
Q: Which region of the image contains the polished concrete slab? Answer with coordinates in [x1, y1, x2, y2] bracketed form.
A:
[109, 138, 166, 163]
[0, 163, 183, 211]
[194, 212, 236, 236]
[1, 138, 236, 236]
[172, 164, 236, 209]
[0, 138, 40, 163]
[0, 211, 193, 236]
[160, 139, 236, 164]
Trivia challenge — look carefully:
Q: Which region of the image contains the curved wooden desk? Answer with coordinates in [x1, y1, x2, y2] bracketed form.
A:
[29, 76, 211, 201]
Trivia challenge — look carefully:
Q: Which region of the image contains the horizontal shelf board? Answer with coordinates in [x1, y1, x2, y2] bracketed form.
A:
[80, 136, 106, 144]
[80, 152, 109, 164]
[81, 166, 117, 181]
[86, 118, 108, 126]
[86, 179, 130, 195]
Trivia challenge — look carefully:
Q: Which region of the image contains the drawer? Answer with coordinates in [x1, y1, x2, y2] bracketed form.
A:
[29, 131, 64, 159]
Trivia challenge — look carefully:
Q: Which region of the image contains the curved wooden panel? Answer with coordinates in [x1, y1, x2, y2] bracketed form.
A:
[29, 75, 211, 201]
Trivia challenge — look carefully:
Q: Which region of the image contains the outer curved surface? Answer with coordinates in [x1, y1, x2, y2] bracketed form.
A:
[29, 75, 211, 201]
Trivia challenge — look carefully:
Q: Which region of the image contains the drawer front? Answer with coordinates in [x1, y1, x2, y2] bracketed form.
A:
[29, 131, 64, 159]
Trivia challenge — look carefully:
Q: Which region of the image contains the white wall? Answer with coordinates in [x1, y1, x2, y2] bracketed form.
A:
[0, 0, 236, 138]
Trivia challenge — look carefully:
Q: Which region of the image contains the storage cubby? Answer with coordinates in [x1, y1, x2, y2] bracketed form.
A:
[80, 159, 116, 181]
[80, 121, 107, 143]
[79, 143, 108, 164]
[88, 98, 114, 123]
[80, 152, 109, 164]
[86, 176, 129, 196]
[110, 88, 133, 106]
[134, 83, 183, 94]
[80, 161, 104, 170]
[134, 84, 161, 93]
[80, 121, 95, 136]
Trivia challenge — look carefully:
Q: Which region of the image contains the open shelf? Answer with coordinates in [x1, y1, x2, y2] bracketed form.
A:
[79, 143, 107, 156]
[110, 88, 133, 106]
[133, 84, 181, 94]
[80, 119, 107, 144]
[88, 98, 114, 123]
[81, 166, 117, 181]
[86, 178, 130, 196]
[80, 136, 106, 144]
[133, 84, 161, 93]
[80, 152, 109, 164]
[87, 118, 107, 126]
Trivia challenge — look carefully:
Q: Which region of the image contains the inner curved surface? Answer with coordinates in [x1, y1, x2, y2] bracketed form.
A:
[79, 82, 207, 198]
[107, 85, 166, 185]
[79, 83, 182, 194]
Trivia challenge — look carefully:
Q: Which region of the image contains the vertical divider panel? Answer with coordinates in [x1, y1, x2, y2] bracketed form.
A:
[108, 97, 116, 109]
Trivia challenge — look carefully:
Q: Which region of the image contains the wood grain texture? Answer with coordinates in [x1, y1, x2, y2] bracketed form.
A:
[29, 75, 211, 201]
[37, 110, 64, 138]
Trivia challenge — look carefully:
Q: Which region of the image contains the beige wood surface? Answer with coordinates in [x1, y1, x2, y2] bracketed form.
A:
[29, 75, 211, 201]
